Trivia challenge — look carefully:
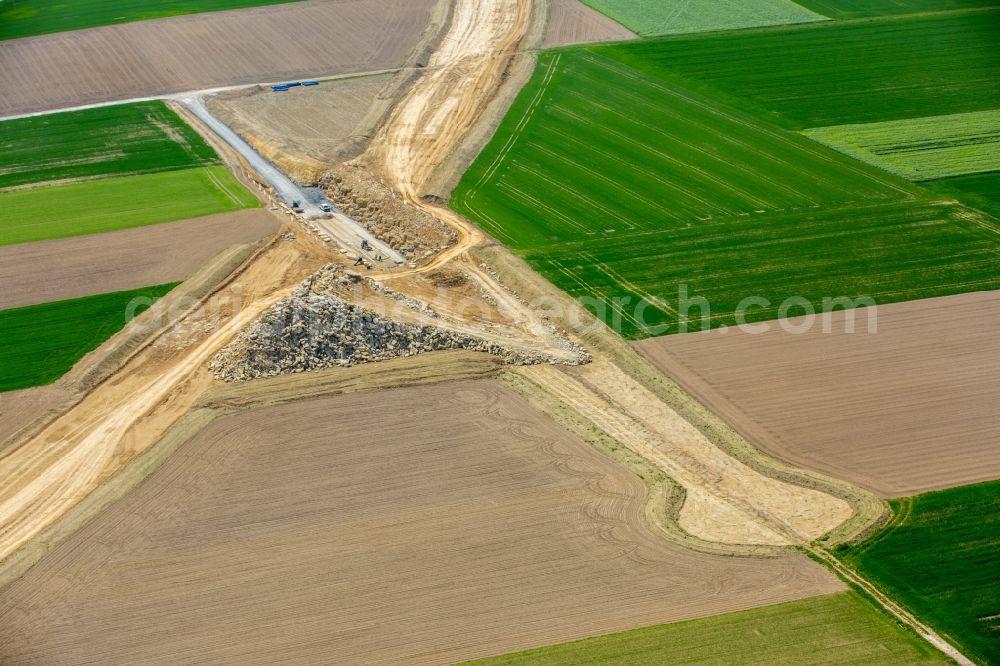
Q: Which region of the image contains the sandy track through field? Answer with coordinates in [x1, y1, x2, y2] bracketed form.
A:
[362, 0, 852, 546]
[0, 236, 329, 563]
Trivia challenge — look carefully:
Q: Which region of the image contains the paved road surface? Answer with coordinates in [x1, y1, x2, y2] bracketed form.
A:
[180, 94, 404, 266]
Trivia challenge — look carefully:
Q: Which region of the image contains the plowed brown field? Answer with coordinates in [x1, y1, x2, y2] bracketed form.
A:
[0, 0, 435, 117]
[0, 210, 278, 310]
[541, 0, 636, 48]
[0, 387, 72, 450]
[636, 291, 1000, 497]
[0, 380, 841, 665]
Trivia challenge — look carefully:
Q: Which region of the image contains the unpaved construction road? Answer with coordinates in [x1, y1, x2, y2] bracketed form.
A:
[0, 0, 859, 575]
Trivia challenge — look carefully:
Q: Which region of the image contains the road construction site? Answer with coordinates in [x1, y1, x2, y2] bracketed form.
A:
[0, 0, 976, 663]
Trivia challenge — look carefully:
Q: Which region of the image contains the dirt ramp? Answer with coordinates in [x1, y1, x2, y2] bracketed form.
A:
[0, 0, 436, 117]
[0, 380, 841, 665]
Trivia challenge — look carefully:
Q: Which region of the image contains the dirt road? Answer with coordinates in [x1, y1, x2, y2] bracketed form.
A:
[0, 0, 858, 570]
[360, 0, 854, 547]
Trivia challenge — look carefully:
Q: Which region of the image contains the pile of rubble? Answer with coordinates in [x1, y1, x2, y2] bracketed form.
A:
[319, 164, 456, 262]
[210, 265, 575, 383]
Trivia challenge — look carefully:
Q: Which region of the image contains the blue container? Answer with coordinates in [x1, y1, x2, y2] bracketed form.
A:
[286, 81, 302, 87]
[302, 81, 319, 86]
[271, 85, 289, 91]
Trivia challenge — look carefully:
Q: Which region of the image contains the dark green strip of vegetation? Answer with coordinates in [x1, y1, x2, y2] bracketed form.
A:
[0, 283, 178, 392]
[793, 0, 1000, 19]
[589, 10, 1000, 128]
[0, 101, 219, 189]
[836, 479, 1000, 665]
[926, 171, 1000, 223]
[0, 0, 299, 41]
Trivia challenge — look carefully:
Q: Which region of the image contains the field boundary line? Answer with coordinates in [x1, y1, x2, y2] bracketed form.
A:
[809, 547, 976, 665]
[476, 53, 561, 188]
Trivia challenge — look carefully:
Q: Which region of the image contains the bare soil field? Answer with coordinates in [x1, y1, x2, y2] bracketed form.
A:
[636, 291, 1000, 498]
[0, 0, 436, 117]
[0, 387, 73, 450]
[0, 210, 278, 310]
[0, 380, 841, 665]
[541, 0, 636, 48]
[207, 74, 394, 183]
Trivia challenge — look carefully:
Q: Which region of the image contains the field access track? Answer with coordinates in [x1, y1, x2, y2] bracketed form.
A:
[0, 381, 841, 664]
[636, 290, 1000, 497]
[0, 0, 437, 117]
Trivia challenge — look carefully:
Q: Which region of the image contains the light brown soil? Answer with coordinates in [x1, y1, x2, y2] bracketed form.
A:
[0, 380, 842, 665]
[0, 387, 73, 451]
[0, 210, 278, 310]
[0, 0, 864, 571]
[635, 291, 1000, 498]
[0, 0, 436, 117]
[206, 74, 394, 183]
[541, 0, 636, 48]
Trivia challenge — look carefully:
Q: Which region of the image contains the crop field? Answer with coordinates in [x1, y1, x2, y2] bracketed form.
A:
[0, 283, 176, 393]
[793, 0, 1000, 18]
[804, 110, 1000, 181]
[0, 0, 437, 117]
[1, 166, 259, 247]
[0, 101, 218, 189]
[928, 171, 1000, 221]
[0, 0, 296, 40]
[838, 479, 1000, 664]
[600, 11, 1000, 128]
[577, 0, 825, 37]
[636, 290, 1000, 497]
[454, 49, 1000, 337]
[0, 381, 843, 664]
[541, 0, 636, 49]
[465, 592, 947, 665]
[0, 210, 278, 310]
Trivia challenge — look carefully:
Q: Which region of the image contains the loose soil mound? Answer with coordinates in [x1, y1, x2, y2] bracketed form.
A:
[207, 74, 394, 183]
[0, 380, 841, 665]
[0, 210, 278, 310]
[541, 0, 636, 48]
[0, 0, 436, 117]
[636, 291, 1000, 497]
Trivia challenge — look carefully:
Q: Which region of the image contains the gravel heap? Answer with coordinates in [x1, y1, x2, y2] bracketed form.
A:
[320, 165, 456, 262]
[210, 265, 580, 383]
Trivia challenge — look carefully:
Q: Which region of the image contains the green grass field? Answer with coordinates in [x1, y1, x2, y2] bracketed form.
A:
[596, 11, 1000, 128]
[0, 0, 296, 40]
[927, 172, 1000, 221]
[578, 0, 826, 37]
[463, 592, 947, 665]
[793, 0, 1000, 18]
[453, 48, 1000, 337]
[0, 102, 219, 189]
[837, 480, 1000, 665]
[0, 166, 259, 247]
[0, 283, 177, 392]
[804, 110, 1000, 181]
